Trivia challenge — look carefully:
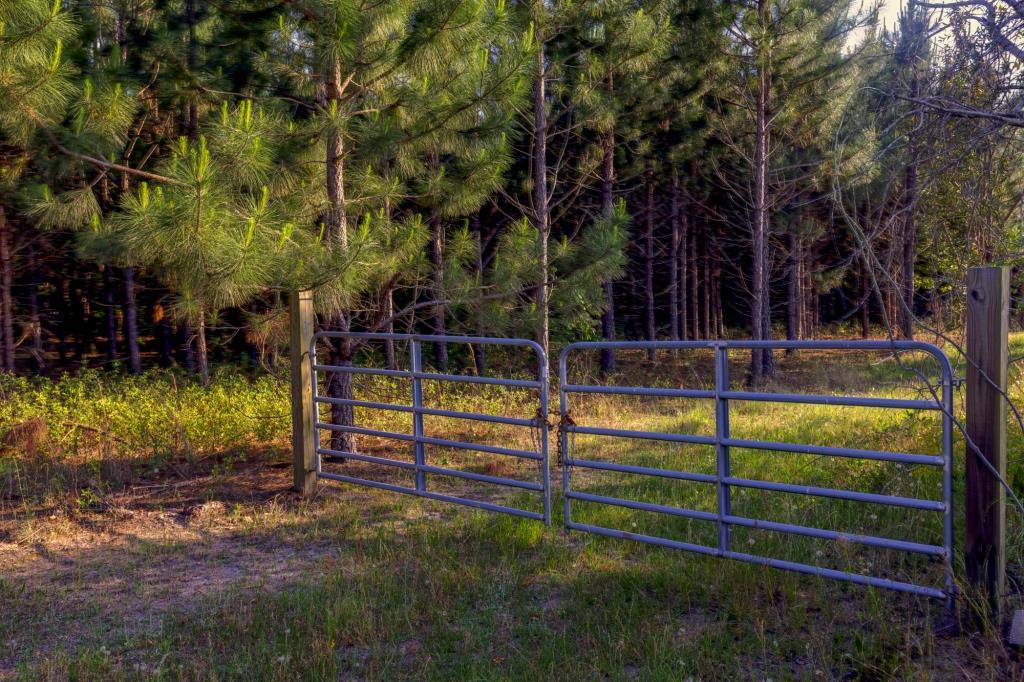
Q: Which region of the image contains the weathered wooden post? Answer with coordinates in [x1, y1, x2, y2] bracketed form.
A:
[290, 289, 317, 496]
[965, 266, 1008, 618]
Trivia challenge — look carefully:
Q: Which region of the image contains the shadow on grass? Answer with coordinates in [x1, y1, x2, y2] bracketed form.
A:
[3, 475, 1002, 681]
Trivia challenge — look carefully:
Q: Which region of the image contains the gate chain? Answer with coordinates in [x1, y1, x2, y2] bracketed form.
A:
[555, 412, 575, 467]
[532, 407, 554, 477]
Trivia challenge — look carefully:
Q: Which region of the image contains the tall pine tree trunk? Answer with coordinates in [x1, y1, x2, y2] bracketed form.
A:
[690, 213, 699, 340]
[383, 290, 396, 370]
[899, 0, 924, 340]
[0, 205, 12, 372]
[713, 242, 724, 337]
[702, 230, 711, 340]
[324, 57, 356, 455]
[104, 266, 118, 365]
[669, 170, 681, 342]
[599, 131, 616, 374]
[643, 163, 656, 363]
[786, 234, 800, 353]
[185, 0, 198, 141]
[28, 244, 44, 371]
[56, 276, 68, 366]
[0, 207, 14, 372]
[429, 212, 448, 370]
[124, 267, 141, 374]
[860, 260, 870, 338]
[533, 21, 551, 361]
[471, 211, 486, 375]
[182, 321, 195, 373]
[196, 313, 210, 386]
[750, 2, 774, 383]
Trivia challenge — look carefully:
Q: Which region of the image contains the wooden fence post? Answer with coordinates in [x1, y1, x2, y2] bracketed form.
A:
[290, 289, 317, 496]
[965, 266, 1008, 618]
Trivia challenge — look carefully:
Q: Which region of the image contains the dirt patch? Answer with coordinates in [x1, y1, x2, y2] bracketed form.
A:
[0, 459, 371, 674]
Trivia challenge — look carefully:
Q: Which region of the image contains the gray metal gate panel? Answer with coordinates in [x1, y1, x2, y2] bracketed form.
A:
[312, 332, 551, 523]
[558, 340, 954, 599]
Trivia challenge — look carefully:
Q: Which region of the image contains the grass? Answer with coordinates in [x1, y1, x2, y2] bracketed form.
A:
[2, 335, 1024, 679]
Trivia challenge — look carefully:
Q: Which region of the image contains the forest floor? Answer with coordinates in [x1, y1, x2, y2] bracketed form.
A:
[1, 335, 1023, 680]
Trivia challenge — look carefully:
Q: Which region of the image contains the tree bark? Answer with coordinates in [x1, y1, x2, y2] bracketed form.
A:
[104, 266, 118, 365]
[533, 26, 551, 361]
[185, 0, 198, 141]
[690, 212, 700, 340]
[899, 1, 923, 341]
[786, 234, 800, 352]
[471, 211, 486, 375]
[28, 244, 44, 371]
[182, 320, 195, 373]
[860, 260, 870, 338]
[669, 171, 681, 342]
[0, 207, 14, 372]
[196, 313, 210, 386]
[124, 267, 141, 374]
[323, 56, 357, 455]
[56, 277, 69, 366]
[599, 131, 616, 374]
[643, 163, 656, 363]
[429, 212, 448, 371]
[713, 241, 724, 337]
[750, 0, 774, 383]
[383, 290, 396, 370]
[702, 225, 711, 341]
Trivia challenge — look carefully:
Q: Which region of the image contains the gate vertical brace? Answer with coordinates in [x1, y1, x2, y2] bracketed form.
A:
[714, 345, 731, 554]
[411, 339, 427, 492]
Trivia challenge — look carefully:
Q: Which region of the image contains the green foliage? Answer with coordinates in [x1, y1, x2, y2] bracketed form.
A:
[0, 0, 76, 183]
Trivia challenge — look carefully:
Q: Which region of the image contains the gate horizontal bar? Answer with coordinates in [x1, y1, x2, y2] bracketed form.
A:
[722, 390, 940, 410]
[316, 422, 542, 460]
[313, 364, 541, 389]
[566, 521, 944, 598]
[564, 424, 716, 446]
[724, 550, 946, 598]
[319, 448, 417, 470]
[319, 471, 544, 520]
[319, 448, 542, 491]
[561, 384, 714, 399]
[564, 489, 944, 556]
[722, 438, 944, 466]
[416, 372, 541, 389]
[722, 515, 945, 555]
[568, 521, 720, 556]
[315, 396, 537, 427]
[313, 364, 409, 378]
[560, 338, 949, 353]
[566, 491, 718, 522]
[314, 331, 546, 352]
[723, 476, 945, 511]
[564, 457, 718, 483]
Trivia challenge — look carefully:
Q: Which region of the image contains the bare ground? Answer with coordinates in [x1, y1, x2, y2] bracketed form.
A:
[1, 458, 372, 675]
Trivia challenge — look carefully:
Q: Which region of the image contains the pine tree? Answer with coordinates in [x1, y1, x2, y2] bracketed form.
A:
[0, 0, 76, 372]
[570, 0, 670, 372]
[262, 0, 531, 450]
[713, 0, 873, 382]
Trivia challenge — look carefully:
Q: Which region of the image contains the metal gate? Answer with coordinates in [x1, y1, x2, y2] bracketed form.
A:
[558, 340, 954, 599]
[311, 332, 551, 523]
